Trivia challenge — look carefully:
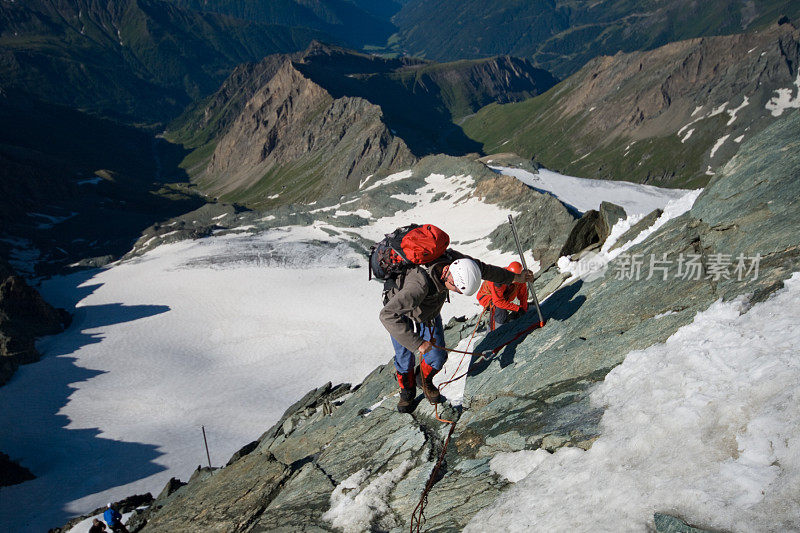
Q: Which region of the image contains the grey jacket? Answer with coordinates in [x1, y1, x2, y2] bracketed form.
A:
[379, 249, 515, 352]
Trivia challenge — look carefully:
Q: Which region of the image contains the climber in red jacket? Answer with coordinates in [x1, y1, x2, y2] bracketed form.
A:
[476, 261, 529, 330]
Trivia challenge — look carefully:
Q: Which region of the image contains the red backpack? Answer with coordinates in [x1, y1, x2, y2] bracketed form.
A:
[369, 224, 450, 280]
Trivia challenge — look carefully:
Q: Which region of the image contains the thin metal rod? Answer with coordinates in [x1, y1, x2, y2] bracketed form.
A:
[202, 425, 212, 469]
[508, 214, 544, 324]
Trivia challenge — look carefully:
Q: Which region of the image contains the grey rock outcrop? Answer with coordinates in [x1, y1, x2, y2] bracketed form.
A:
[599, 201, 626, 237]
[559, 201, 625, 257]
[654, 513, 718, 533]
[0, 259, 70, 385]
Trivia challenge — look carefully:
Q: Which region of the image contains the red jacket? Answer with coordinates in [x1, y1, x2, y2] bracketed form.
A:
[477, 280, 528, 312]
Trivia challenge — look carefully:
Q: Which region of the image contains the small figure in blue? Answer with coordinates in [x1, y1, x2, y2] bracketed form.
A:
[103, 503, 130, 533]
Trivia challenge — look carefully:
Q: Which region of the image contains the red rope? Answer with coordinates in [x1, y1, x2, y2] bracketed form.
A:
[409, 315, 545, 532]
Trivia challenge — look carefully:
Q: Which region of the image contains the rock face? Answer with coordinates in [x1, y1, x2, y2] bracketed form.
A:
[125, 110, 800, 532]
[171, 42, 557, 209]
[201, 59, 416, 208]
[0, 260, 70, 385]
[0, 451, 34, 487]
[464, 21, 800, 187]
[559, 202, 626, 257]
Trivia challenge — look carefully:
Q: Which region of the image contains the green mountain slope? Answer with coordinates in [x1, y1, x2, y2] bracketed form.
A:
[0, 0, 332, 124]
[392, 0, 800, 79]
[463, 21, 800, 188]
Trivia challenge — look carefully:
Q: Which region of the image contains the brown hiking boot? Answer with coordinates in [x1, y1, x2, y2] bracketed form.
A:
[396, 372, 416, 413]
[419, 360, 441, 404]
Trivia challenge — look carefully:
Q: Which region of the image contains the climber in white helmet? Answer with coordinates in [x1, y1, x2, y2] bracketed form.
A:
[377, 227, 535, 412]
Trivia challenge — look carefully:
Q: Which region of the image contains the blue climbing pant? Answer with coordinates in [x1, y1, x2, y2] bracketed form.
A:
[391, 314, 446, 374]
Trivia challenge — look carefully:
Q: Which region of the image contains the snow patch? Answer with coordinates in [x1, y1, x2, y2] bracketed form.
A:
[358, 174, 374, 189]
[323, 460, 413, 532]
[710, 135, 730, 158]
[361, 170, 413, 192]
[493, 166, 688, 216]
[28, 211, 77, 229]
[653, 310, 678, 319]
[680, 128, 694, 143]
[708, 102, 729, 117]
[490, 449, 551, 483]
[333, 209, 371, 219]
[765, 72, 800, 117]
[726, 96, 749, 126]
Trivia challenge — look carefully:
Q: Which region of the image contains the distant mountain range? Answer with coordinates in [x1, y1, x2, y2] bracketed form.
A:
[391, 0, 800, 79]
[463, 20, 800, 187]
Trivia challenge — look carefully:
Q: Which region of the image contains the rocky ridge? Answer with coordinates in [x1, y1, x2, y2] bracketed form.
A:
[464, 21, 800, 188]
[168, 43, 557, 209]
[104, 112, 800, 532]
[201, 59, 416, 208]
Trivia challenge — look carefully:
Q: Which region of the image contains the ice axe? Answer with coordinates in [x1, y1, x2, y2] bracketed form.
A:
[508, 214, 544, 326]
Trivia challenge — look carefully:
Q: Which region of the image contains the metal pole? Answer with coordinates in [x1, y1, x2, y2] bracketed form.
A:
[508, 214, 544, 325]
[201, 425, 212, 469]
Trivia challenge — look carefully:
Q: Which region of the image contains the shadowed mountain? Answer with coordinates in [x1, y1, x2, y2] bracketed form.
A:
[463, 21, 800, 188]
[0, 0, 332, 125]
[0, 87, 205, 277]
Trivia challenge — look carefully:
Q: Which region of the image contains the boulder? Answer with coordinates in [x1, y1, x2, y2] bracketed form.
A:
[559, 209, 602, 257]
[654, 513, 718, 533]
[599, 201, 627, 238]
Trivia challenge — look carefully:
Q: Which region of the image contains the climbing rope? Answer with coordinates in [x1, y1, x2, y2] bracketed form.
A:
[409, 310, 546, 532]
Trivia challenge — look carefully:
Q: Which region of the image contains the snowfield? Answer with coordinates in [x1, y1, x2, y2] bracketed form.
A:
[0, 167, 721, 531]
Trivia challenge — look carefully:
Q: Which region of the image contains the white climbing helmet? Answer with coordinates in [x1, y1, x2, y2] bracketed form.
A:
[448, 259, 482, 295]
